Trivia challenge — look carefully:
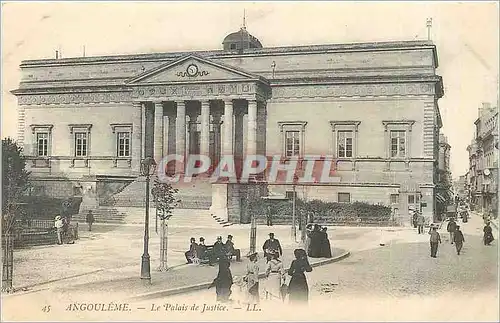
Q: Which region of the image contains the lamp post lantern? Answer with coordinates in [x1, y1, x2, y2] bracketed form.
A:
[140, 157, 157, 283]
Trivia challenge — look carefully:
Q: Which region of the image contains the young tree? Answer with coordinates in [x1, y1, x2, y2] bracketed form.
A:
[2, 138, 31, 292]
[151, 179, 179, 272]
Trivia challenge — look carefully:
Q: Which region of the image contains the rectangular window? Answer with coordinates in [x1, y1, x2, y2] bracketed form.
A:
[36, 133, 49, 156]
[390, 130, 406, 157]
[285, 131, 300, 158]
[117, 132, 131, 157]
[408, 195, 415, 204]
[337, 130, 353, 158]
[338, 192, 351, 203]
[390, 194, 399, 204]
[74, 132, 88, 157]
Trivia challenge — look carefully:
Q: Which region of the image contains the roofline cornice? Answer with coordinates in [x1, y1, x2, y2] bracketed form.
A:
[19, 40, 437, 68]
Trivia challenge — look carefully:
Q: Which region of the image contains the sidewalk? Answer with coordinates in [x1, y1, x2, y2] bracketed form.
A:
[5, 222, 447, 300]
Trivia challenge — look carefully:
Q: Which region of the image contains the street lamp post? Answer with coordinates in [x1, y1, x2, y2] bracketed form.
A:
[291, 174, 298, 242]
[140, 157, 157, 283]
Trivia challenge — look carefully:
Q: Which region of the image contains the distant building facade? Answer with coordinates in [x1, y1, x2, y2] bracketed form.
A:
[12, 27, 445, 225]
[436, 133, 452, 216]
[466, 102, 499, 216]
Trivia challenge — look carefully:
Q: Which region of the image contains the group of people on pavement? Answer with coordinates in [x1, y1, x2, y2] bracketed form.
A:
[53, 215, 75, 245]
[185, 235, 241, 266]
[208, 232, 313, 306]
[305, 224, 332, 258]
[430, 210, 495, 258]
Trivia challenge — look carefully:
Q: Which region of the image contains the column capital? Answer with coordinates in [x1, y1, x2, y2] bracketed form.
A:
[132, 101, 143, 108]
[247, 99, 258, 106]
[223, 99, 234, 105]
[176, 100, 186, 106]
[153, 101, 164, 106]
[201, 100, 210, 108]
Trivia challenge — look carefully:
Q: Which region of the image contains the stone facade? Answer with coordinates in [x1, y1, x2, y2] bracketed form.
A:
[466, 102, 499, 216]
[13, 28, 445, 225]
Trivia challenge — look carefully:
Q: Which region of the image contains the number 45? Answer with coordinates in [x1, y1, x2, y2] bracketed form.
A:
[42, 305, 51, 313]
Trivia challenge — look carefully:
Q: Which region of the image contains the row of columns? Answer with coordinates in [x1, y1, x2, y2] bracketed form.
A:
[136, 99, 259, 165]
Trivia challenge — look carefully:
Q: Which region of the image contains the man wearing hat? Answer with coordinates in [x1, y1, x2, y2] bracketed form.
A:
[54, 215, 64, 245]
[196, 237, 208, 263]
[225, 235, 241, 262]
[263, 233, 283, 262]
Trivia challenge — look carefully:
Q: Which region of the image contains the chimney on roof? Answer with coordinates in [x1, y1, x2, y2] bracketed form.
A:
[55, 50, 59, 59]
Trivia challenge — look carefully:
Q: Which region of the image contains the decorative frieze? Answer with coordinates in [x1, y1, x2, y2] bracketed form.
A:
[271, 83, 435, 99]
[131, 82, 267, 100]
[17, 91, 132, 106]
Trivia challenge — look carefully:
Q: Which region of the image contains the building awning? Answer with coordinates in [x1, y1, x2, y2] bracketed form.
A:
[436, 193, 446, 203]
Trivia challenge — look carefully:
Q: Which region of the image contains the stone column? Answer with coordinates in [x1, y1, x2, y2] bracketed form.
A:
[247, 99, 257, 156]
[153, 102, 164, 163]
[223, 99, 234, 156]
[176, 101, 186, 159]
[200, 100, 210, 157]
[140, 102, 146, 160]
[132, 102, 143, 173]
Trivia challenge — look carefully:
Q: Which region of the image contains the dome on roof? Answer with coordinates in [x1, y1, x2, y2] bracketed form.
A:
[222, 27, 263, 51]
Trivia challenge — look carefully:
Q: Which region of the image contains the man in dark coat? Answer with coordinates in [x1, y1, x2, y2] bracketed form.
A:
[210, 236, 226, 265]
[266, 205, 273, 226]
[185, 237, 198, 264]
[263, 233, 283, 262]
[224, 235, 241, 261]
[453, 225, 465, 255]
[196, 237, 208, 262]
[85, 210, 95, 232]
[447, 218, 457, 244]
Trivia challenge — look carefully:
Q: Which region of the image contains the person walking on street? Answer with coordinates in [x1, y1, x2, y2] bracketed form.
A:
[417, 213, 425, 234]
[483, 222, 495, 246]
[429, 225, 442, 258]
[453, 225, 465, 255]
[266, 205, 273, 226]
[288, 249, 313, 304]
[447, 218, 457, 244]
[85, 210, 94, 232]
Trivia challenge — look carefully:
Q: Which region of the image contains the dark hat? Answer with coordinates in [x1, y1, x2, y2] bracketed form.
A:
[227, 234, 233, 238]
[199, 237, 205, 241]
[269, 232, 275, 236]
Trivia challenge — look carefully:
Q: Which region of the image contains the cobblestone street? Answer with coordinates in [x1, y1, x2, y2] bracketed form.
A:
[2, 214, 497, 321]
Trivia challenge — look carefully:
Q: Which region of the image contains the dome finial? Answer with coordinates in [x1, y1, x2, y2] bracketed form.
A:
[242, 9, 247, 30]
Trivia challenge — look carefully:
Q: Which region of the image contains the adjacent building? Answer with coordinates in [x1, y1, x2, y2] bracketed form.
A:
[466, 102, 499, 216]
[436, 133, 453, 216]
[12, 27, 445, 225]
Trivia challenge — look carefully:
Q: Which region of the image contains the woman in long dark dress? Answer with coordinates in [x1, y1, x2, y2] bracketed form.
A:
[288, 249, 312, 304]
[320, 227, 332, 258]
[209, 257, 233, 302]
[484, 222, 494, 245]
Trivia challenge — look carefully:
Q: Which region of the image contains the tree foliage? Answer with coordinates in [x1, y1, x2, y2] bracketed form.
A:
[151, 179, 179, 220]
[2, 138, 31, 235]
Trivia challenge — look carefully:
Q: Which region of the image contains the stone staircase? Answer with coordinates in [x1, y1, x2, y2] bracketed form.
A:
[72, 207, 128, 224]
[115, 207, 230, 228]
[102, 178, 212, 209]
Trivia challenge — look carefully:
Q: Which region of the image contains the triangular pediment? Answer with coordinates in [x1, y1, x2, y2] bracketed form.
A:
[126, 55, 266, 85]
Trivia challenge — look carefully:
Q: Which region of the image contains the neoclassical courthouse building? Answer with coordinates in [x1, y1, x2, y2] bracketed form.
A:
[13, 27, 444, 225]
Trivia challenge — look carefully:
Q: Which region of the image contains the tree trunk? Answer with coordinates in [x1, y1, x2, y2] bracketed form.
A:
[2, 233, 14, 293]
[157, 219, 169, 272]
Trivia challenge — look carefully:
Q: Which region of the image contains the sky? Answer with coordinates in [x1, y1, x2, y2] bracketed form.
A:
[1, 1, 498, 179]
